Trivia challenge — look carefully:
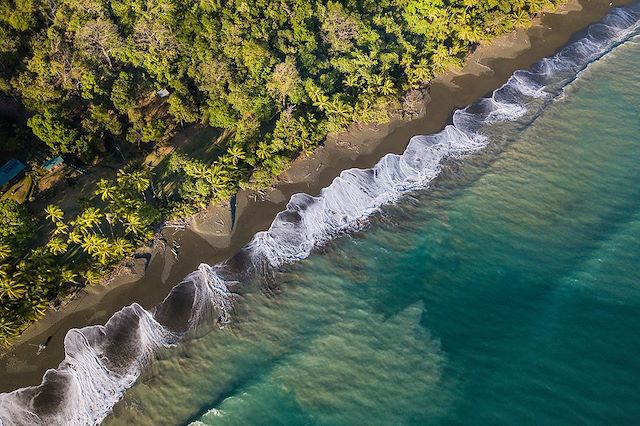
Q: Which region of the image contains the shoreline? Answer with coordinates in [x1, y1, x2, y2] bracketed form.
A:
[0, 0, 631, 393]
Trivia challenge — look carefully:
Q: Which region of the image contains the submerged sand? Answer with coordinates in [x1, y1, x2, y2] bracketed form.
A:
[0, 0, 631, 393]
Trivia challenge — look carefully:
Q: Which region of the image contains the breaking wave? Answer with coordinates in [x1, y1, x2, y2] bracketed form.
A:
[245, 4, 640, 268]
[0, 265, 235, 426]
[1, 5, 638, 425]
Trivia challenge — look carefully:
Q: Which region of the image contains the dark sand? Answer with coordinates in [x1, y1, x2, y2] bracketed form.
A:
[0, 0, 632, 393]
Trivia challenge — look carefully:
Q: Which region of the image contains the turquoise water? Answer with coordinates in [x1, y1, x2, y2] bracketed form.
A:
[100, 25, 640, 426]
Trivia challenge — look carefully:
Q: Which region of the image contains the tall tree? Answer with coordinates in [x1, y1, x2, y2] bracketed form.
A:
[75, 19, 123, 70]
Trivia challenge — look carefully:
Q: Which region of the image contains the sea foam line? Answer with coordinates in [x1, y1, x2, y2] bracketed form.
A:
[244, 4, 640, 269]
[0, 5, 639, 425]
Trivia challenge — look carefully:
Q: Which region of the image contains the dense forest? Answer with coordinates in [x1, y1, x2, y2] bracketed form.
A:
[0, 0, 561, 344]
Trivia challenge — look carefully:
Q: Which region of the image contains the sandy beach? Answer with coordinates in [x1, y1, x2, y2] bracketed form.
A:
[0, 0, 631, 393]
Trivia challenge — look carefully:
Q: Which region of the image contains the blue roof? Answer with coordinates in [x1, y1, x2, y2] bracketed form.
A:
[0, 159, 26, 187]
[42, 156, 64, 171]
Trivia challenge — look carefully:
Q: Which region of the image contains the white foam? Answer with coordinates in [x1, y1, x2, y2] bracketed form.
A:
[244, 5, 640, 269]
[1, 5, 638, 425]
[0, 304, 175, 425]
[0, 268, 234, 426]
[184, 264, 237, 327]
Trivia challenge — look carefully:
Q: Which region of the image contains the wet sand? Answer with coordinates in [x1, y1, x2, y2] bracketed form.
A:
[0, 0, 631, 393]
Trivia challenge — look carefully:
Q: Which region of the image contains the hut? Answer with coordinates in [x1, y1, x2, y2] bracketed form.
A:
[42, 156, 65, 173]
[0, 159, 26, 193]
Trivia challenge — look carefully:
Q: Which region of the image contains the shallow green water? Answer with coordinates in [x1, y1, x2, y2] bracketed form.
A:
[106, 35, 640, 426]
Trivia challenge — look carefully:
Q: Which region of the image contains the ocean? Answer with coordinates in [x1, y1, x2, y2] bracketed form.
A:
[2, 4, 640, 425]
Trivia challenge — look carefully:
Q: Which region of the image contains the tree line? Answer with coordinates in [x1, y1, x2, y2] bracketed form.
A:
[1, 0, 559, 171]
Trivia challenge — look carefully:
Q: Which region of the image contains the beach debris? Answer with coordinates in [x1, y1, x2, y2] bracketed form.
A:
[170, 242, 181, 259]
[31, 335, 53, 355]
[163, 219, 188, 230]
[401, 89, 425, 118]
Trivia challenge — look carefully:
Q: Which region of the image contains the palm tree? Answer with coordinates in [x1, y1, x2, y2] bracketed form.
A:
[219, 154, 238, 170]
[81, 235, 112, 264]
[527, 0, 548, 13]
[81, 234, 104, 256]
[256, 141, 273, 161]
[182, 162, 205, 180]
[344, 74, 360, 88]
[113, 196, 142, 216]
[0, 244, 11, 261]
[27, 247, 54, 270]
[83, 268, 105, 285]
[431, 45, 452, 74]
[112, 238, 133, 259]
[299, 137, 315, 157]
[227, 145, 246, 165]
[95, 178, 117, 201]
[0, 316, 20, 337]
[369, 74, 383, 88]
[116, 169, 130, 187]
[47, 238, 68, 255]
[311, 91, 330, 111]
[203, 163, 229, 186]
[458, 25, 483, 43]
[486, 11, 509, 34]
[27, 296, 49, 319]
[307, 85, 323, 103]
[511, 10, 532, 28]
[327, 100, 352, 122]
[130, 170, 151, 195]
[96, 246, 111, 264]
[408, 60, 433, 87]
[68, 229, 83, 244]
[45, 205, 64, 223]
[0, 276, 27, 300]
[379, 79, 395, 96]
[58, 267, 78, 285]
[71, 214, 91, 236]
[82, 207, 105, 236]
[53, 221, 69, 236]
[124, 213, 144, 236]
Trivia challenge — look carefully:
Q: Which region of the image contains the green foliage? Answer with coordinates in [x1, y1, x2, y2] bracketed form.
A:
[267, 57, 305, 106]
[111, 72, 136, 113]
[87, 105, 122, 136]
[0, 0, 563, 344]
[168, 152, 239, 205]
[140, 119, 167, 143]
[1, 0, 560, 161]
[0, 164, 163, 344]
[0, 199, 33, 248]
[27, 110, 80, 154]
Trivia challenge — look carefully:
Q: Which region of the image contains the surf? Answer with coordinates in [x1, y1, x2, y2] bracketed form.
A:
[1, 4, 639, 425]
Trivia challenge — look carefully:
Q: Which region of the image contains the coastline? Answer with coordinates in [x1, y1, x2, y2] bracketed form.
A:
[0, 0, 631, 393]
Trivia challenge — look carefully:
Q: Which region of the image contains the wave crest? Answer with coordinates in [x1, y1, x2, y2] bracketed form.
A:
[1, 5, 638, 425]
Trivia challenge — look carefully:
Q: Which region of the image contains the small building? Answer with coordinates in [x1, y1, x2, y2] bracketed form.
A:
[42, 156, 65, 173]
[0, 159, 26, 193]
[156, 89, 170, 99]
